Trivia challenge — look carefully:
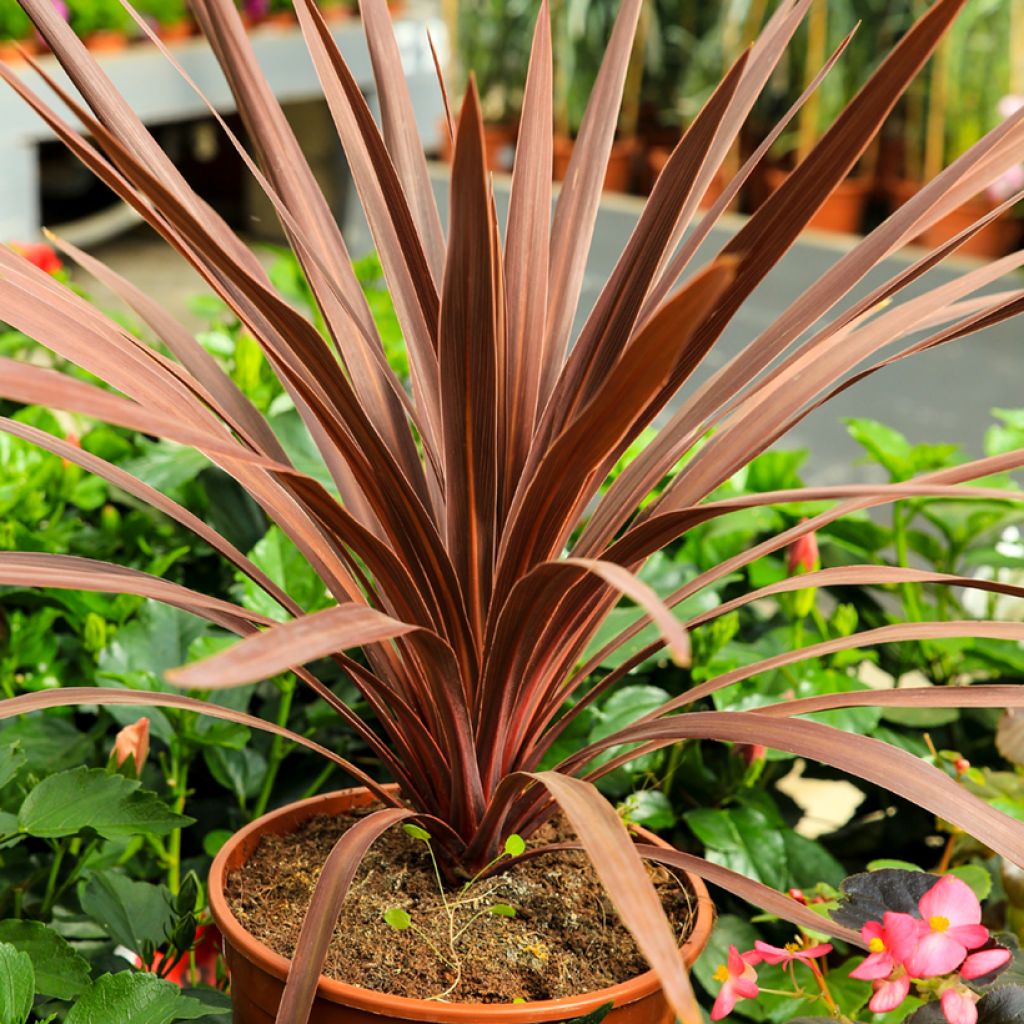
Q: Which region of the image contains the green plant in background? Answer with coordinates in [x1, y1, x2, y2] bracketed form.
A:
[906, 0, 1014, 183]
[7, 1, 1024, 1023]
[66, 0, 135, 37]
[0, 0, 32, 41]
[445, 0, 535, 127]
[134, 0, 189, 29]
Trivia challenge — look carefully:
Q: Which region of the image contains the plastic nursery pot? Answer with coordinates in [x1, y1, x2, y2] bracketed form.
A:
[438, 121, 518, 174]
[0, 38, 35, 62]
[553, 134, 639, 194]
[645, 145, 729, 210]
[156, 20, 196, 41]
[885, 177, 1021, 259]
[762, 166, 873, 235]
[210, 786, 714, 1024]
[84, 30, 130, 52]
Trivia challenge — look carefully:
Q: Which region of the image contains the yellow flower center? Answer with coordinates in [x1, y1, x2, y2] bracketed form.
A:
[713, 964, 730, 983]
[930, 916, 951, 933]
[869, 937, 886, 953]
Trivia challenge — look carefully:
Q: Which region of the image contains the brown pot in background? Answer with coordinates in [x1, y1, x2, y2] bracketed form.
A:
[210, 786, 714, 1024]
[646, 145, 730, 210]
[553, 135, 639, 193]
[439, 121, 518, 173]
[762, 166, 872, 234]
[884, 178, 1021, 259]
[0, 38, 35, 62]
[156, 20, 195, 41]
[84, 30, 130, 52]
[319, 3, 350, 22]
[262, 10, 296, 27]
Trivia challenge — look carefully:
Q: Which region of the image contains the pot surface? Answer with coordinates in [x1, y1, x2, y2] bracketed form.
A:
[210, 787, 714, 1024]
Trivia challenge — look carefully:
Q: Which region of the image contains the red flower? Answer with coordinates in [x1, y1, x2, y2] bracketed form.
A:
[148, 924, 221, 987]
[710, 945, 761, 1020]
[11, 242, 62, 275]
[787, 528, 819, 575]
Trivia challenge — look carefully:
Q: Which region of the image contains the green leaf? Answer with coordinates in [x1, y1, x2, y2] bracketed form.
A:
[80, 872, 176, 957]
[0, 921, 90, 1000]
[19, 767, 190, 840]
[235, 526, 330, 622]
[383, 907, 411, 931]
[618, 790, 675, 831]
[0, 745, 25, 791]
[65, 973, 218, 1024]
[504, 834, 526, 857]
[950, 864, 992, 902]
[402, 824, 431, 842]
[490, 904, 516, 918]
[0, 942, 33, 1024]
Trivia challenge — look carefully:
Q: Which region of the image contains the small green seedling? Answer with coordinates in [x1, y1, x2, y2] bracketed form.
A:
[383, 907, 411, 931]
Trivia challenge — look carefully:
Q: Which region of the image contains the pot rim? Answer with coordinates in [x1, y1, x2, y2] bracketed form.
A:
[209, 785, 714, 1023]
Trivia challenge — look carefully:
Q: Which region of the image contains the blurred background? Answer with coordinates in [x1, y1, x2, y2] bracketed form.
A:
[2, 0, 1022, 255]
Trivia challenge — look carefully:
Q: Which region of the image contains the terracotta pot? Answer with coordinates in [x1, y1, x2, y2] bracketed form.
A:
[553, 135, 639, 194]
[762, 166, 872, 234]
[210, 786, 714, 1024]
[0, 39, 34, 62]
[439, 121, 518, 174]
[645, 146, 729, 210]
[884, 178, 1021, 259]
[84, 30, 130, 52]
[263, 10, 296, 27]
[156, 20, 195, 41]
[319, 3, 350, 22]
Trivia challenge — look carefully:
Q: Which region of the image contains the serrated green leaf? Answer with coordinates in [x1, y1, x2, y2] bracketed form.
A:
[0, 921, 90, 1000]
[65, 973, 218, 1024]
[0, 942, 34, 1024]
[18, 767, 190, 840]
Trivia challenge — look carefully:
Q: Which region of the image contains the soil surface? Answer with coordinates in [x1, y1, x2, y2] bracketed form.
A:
[225, 808, 699, 1003]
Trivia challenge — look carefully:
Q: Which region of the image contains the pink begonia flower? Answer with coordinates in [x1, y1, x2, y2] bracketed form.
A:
[999, 95, 1024, 121]
[850, 913, 920, 980]
[710, 945, 761, 1021]
[909, 876, 990, 978]
[960, 946, 1012, 980]
[753, 940, 832, 965]
[868, 972, 911, 1014]
[988, 97, 1024, 202]
[941, 988, 980, 1024]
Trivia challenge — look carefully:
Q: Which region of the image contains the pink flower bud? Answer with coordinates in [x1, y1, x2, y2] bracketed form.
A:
[737, 743, 766, 767]
[787, 529, 819, 576]
[788, 888, 807, 904]
[954, 757, 970, 776]
[112, 718, 150, 774]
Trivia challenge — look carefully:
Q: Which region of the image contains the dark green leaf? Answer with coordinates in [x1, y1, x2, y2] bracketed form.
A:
[0, 921, 90, 1000]
[18, 767, 190, 840]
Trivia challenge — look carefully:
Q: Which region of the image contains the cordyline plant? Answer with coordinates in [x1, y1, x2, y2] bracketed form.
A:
[3, 0, 1024, 1020]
